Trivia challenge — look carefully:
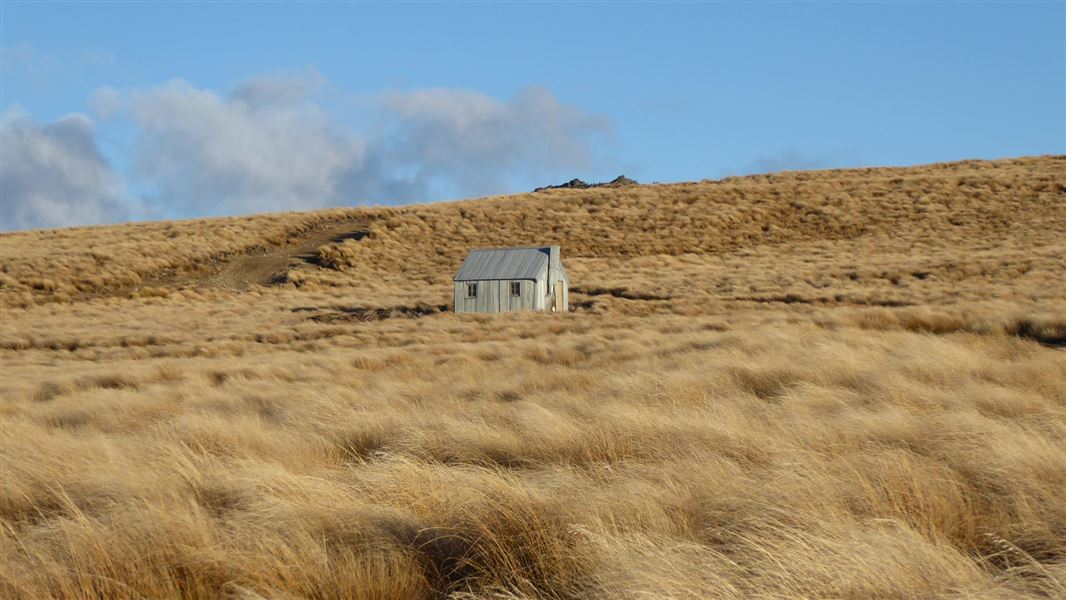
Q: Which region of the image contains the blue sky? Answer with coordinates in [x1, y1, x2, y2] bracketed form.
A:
[2, 2, 1063, 230]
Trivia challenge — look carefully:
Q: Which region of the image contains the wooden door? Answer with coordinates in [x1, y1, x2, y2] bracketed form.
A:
[554, 282, 564, 313]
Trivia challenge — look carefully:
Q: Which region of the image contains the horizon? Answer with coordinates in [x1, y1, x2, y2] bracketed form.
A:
[3, 153, 1060, 234]
[2, 1, 1064, 231]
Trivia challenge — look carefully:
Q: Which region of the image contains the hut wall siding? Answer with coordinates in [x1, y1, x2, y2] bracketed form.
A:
[454, 279, 540, 313]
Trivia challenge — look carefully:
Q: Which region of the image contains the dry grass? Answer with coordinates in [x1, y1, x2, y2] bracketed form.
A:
[0, 209, 363, 306]
[1, 156, 1065, 598]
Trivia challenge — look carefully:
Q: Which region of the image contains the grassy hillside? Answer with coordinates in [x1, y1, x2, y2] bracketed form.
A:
[1, 156, 1065, 598]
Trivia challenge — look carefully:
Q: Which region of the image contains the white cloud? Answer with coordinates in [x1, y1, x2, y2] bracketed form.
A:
[126, 78, 375, 216]
[118, 77, 612, 216]
[88, 86, 124, 119]
[2, 73, 613, 229]
[228, 70, 325, 109]
[379, 86, 612, 196]
[0, 107, 131, 230]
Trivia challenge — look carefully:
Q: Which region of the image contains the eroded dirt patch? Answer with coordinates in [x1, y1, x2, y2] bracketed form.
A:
[570, 286, 672, 301]
[293, 303, 447, 323]
[120, 219, 370, 294]
[732, 294, 914, 307]
[199, 222, 368, 290]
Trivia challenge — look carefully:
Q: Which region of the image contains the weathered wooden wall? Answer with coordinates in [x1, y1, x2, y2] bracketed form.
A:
[453, 278, 546, 313]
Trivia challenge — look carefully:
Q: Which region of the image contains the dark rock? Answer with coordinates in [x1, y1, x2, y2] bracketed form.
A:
[605, 175, 638, 187]
[561, 178, 590, 189]
[534, 175, 638, 192]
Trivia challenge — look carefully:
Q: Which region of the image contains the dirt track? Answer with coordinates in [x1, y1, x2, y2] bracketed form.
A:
[203, 220, 370, 292]
[197, 220, 368, 291]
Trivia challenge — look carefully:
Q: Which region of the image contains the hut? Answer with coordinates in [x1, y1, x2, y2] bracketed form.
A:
[453, 246, 569, 313]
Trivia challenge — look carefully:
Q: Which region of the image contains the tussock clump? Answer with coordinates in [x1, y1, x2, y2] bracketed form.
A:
[851, 307, 1066, 347]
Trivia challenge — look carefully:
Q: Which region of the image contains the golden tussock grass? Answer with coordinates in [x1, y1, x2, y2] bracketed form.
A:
[1, 156, 1065, 598]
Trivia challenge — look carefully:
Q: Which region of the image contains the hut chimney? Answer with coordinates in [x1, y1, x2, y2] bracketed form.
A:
[548, 245, 560, 284]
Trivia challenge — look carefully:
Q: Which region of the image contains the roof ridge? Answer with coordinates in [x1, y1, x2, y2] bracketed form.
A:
[453, 246, 553, 282]
[466, 245, 551, 251]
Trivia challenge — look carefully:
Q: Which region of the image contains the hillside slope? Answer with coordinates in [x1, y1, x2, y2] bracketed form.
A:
[1, 156, 1065, 599]
[3, 155, 1063, 307]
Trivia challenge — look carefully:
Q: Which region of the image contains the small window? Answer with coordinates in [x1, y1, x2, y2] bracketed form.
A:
[510, 281, 521, 296]
[466, 283, 478, 298]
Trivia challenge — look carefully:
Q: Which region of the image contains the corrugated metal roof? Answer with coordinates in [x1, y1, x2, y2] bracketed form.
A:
[454, 247, 550, 281]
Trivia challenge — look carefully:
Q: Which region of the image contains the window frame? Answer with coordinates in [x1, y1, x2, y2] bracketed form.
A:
[510, 281, 521, 297]
[466, 283, 478, 298]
